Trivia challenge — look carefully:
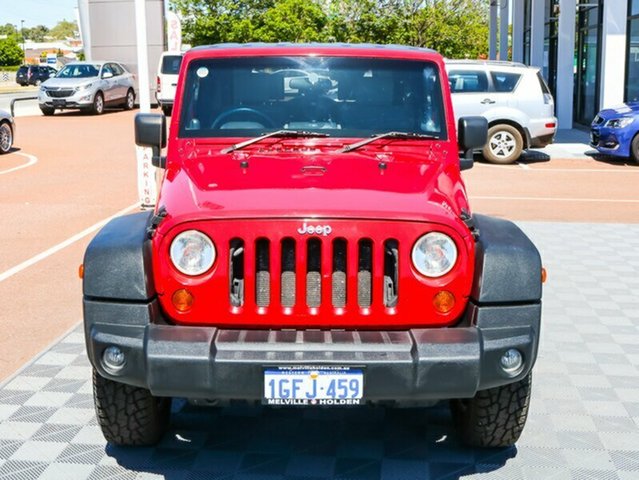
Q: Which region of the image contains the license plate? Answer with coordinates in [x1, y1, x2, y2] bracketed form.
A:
[264, 367, 363, 406]
[53, 99, 66, 107]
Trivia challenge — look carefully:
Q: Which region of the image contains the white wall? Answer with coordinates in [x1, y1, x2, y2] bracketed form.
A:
[600, 1, 627, 109]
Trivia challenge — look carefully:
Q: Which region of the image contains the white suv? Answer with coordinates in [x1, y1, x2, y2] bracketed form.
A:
[446, 60, 556, 164]
[156, 52, 183, 116]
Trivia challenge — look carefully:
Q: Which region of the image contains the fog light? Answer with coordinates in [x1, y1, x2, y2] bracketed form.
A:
[102, 346, 126, 372]
[500, 349, 523, 375]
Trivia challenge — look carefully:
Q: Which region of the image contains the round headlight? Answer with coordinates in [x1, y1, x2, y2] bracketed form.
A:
[170, 230, 215, 276]
[411, 232, 458, 277]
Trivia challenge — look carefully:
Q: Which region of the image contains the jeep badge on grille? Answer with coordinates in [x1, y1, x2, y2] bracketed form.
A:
[298, 222, 332, 236]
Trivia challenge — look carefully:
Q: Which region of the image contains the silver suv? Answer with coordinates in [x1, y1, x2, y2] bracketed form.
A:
[445, 60, 556, 164]
[38, 61, 137, 116]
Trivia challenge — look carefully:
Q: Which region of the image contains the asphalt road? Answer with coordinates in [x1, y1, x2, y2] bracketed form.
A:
[0, 111, 638, 382]
[0, 90, 41, 117]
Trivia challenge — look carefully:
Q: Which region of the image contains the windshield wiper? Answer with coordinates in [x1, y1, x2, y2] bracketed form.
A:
[221, 130, 330, 154]
[341, 131, 438, 153]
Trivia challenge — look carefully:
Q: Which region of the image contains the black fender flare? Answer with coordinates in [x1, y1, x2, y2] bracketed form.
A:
[83, 211, 155, 301]
[471, 214, 542, 304]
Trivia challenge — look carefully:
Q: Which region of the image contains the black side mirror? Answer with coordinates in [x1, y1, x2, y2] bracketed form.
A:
[458, 116, 488, 171]
[135, 113, 167, 168]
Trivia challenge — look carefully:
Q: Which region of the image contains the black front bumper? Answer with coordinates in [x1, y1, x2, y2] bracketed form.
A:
[85, 299, 541, 402]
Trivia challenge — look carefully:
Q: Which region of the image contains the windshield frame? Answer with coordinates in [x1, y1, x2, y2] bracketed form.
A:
[177, 55, 449, 142]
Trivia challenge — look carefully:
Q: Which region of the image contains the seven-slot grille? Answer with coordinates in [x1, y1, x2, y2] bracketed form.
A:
[228, 237, 400, 311]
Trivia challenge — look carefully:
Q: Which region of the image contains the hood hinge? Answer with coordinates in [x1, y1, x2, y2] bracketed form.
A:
[460, 209, 479, 240]
[147, 206, 168, 239]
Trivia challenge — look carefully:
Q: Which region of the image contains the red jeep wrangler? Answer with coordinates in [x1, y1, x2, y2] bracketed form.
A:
[83, 44, 542, 448]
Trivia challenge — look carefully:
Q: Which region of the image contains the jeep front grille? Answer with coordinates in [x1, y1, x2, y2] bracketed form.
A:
[229, 237, 399, 311]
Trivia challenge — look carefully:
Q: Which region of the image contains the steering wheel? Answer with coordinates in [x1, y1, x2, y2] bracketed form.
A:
[211, 107, 275, 129]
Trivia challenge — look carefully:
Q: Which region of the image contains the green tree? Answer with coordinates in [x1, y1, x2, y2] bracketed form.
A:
[49, 19, 79, 40]
[170, 0, 489, 59]
[23, 25, 49, 42]
[0, 37, 24, 66]
[256, 0, 328, 42]
[0, 23, 19, 39]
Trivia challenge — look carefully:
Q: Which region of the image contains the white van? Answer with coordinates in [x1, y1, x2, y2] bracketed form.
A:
[156, 52, 183, 116]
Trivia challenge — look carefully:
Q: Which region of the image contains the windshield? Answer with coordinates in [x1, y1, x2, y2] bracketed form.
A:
[56, 64, 101, 78]
[179, 56, 447, 139]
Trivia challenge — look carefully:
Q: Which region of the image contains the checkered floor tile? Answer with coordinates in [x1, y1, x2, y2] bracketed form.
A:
[1, 221, 638, 480]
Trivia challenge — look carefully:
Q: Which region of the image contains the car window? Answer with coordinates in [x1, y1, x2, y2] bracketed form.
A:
[161, 55, 183, 75]
[490, 71, 522, 92]
[102, 64, 115, 77]
[447, 70, 488, 93]
[111, 63, 124, 76]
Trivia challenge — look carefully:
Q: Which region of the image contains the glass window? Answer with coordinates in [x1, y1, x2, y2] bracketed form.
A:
[111, 63, 124, 76]
[56, 63, 100, 78]
[179, 56, 447, 139]
[627, 19, 639, 102]
[490, 72, 522, 92]
[161, 55, 183, 75]
[632, 0, 639, 16]
[447, 70, 489, 93]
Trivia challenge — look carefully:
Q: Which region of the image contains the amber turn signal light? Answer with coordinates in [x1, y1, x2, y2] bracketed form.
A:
[78, 264, 84, 279]
[541, 267, 547, 284]
[433, 290, 455, 314]
[172, 289, 194, 312]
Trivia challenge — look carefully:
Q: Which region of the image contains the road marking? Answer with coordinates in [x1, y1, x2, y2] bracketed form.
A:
[472, 195, 639, 204]
[0, 153, 37, 175]
[0, 202, 140, 283]
[476, 163, 639, 173]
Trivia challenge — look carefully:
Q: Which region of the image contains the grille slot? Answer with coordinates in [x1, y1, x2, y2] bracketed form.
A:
[306, 239, 322, 307]
[255, 239, 270, 307]
[281, 239, 296, 307]
[358, 239, 373, 308]
[383, 239, 399, 308]
[228, 239, 245, 307]
[332, 239, 347, 308]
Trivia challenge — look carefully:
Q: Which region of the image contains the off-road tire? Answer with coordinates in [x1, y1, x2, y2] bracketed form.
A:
[92, 92, 105, 115]
[40, 107, 55, 116]
[0, 121, 12, 154]
[93, 369, 170, 446]
[123, 89, 135, 110]
[631, 134, 639, 164]
[482, 124, 524, 164]
[450, 373, 532, 448]
[161, 104, 172, 117]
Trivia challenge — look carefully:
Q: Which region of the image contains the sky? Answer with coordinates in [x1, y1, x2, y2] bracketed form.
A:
[1, 0, 78, 29]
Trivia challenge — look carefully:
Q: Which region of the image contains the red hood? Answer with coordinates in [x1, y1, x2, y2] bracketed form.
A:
[157, 145, 471, 230]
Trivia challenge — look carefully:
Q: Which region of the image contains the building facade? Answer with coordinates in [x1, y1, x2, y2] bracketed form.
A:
[492, 0, 637, 129]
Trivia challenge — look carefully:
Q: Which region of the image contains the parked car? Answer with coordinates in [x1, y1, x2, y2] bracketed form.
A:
[83, 44, 543, 450]
[446, 60, 557, 164]
[590, 103, 639, 162]
[16, 64, 57, 86]
[0, 109, 14, 154]
[156, 52, 183, 116]
[38, 61, 136, 116]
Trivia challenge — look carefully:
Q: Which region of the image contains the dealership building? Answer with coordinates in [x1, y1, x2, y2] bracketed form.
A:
[489, 0, 638, 129]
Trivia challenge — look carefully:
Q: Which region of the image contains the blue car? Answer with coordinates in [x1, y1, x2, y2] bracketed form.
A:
[591, 102, 639, 162]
